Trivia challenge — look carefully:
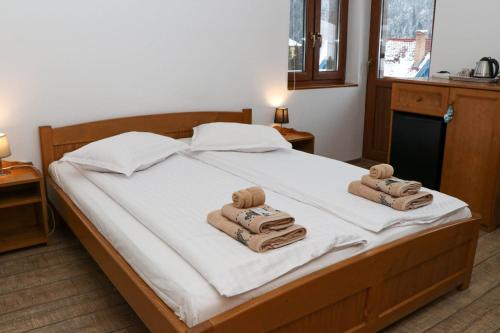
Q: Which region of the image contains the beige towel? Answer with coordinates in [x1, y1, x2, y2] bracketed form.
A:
[361, 175, 422, 197]
[207, 210, 306, 253]
[348, 181, 433, 211]
[369, 164, 394, 179]
[232, 187, 266, 209]
[221, 204, 294, 233]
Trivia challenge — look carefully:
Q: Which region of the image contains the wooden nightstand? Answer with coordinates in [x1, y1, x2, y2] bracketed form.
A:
[0, 161, 49, 253]
[275, 127, 315, 154]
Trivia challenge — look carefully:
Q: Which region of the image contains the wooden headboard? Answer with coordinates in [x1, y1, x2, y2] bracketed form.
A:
[39, 108, 252, 175]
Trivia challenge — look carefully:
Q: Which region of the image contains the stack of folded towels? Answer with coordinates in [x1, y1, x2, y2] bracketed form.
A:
[207, 186, 307, 253]
[348, 164, 433, 211]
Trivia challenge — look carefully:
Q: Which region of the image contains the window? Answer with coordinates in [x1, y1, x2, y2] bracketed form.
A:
[378, 0, 436, 78]
[288, 0, 349, 89]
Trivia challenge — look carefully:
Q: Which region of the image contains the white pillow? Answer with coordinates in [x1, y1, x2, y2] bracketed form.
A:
[61, 131, 188, 176]
[190, 123, 292, 152]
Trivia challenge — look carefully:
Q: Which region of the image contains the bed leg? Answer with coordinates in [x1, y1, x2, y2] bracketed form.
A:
[458, 265, 473, 291]
[457, 216, 481, 291]
[457, 255, 475, 291]
[457, 280, 471, 291]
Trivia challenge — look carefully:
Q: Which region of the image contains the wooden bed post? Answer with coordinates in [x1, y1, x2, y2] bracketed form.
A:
[39, 126, 54, 176]
[242, 108, 252, 124]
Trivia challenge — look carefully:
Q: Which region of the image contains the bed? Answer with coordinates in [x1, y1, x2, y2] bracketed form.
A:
[39, 109, 481, 333]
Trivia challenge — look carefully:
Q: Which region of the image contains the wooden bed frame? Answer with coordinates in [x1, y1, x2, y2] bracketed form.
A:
[39, 109, 481, 333]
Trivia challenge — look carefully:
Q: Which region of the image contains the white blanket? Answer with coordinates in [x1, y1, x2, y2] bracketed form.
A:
[73, 154, 365, 296]
[186, 150, 469, 232]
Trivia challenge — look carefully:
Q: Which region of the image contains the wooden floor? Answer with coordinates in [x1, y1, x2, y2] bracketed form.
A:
[1, 158, 498, 332]
[0, 224, 148, 333]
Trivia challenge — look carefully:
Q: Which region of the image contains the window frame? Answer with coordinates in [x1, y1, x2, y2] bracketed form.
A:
[288, 0, 350, 90]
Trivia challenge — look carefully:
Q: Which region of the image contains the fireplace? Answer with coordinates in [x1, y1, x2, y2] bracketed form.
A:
[390, 111, 447, 190]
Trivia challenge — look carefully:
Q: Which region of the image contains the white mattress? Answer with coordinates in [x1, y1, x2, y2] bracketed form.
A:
[49, 159, 471, 327]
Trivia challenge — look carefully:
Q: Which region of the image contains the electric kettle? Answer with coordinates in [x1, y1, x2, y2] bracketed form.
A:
[474, 57, 499, 78]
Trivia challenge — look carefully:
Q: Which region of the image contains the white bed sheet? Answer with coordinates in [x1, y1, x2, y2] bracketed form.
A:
[50, 161, 471, 327]
[186, 149, 468, 232]
[71, 154, 365, 297]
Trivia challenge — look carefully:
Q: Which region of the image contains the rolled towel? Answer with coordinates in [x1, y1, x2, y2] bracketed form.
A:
[232, 186, 266, 209]
[348, 181, 433, 211]
[207, 210, 306, 253]
[369, 164, 394, 179]
[361, 175, 421, 197]
[222, 204, 294, 233]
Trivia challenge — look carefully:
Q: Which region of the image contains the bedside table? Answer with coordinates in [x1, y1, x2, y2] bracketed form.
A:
[0, 161, 49, 253]
[275, 127, 315, 154]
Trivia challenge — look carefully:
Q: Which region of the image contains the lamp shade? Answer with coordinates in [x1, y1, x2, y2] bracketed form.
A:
[0, 133, 12, 158]
[274, 107, 289, 124]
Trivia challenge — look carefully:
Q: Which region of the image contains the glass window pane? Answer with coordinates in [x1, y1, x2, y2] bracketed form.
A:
[378, 0, 435, 78]
[319, 0, 340, 72]
[289, 0, 306, 72]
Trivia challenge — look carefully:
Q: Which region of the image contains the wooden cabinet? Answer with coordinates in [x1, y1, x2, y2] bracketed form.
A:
[0, 161, 49, 253]
[390, 80, 500, 231]
[441, 88, 500, 231]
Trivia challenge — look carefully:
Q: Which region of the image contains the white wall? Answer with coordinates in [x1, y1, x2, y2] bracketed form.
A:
[0, 0, 371, 168]
[431, 0, 500, 74]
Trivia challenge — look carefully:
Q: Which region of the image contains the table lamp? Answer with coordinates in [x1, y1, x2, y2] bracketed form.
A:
[0, 133, 12, 176]
[274, 107, 289, 127]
